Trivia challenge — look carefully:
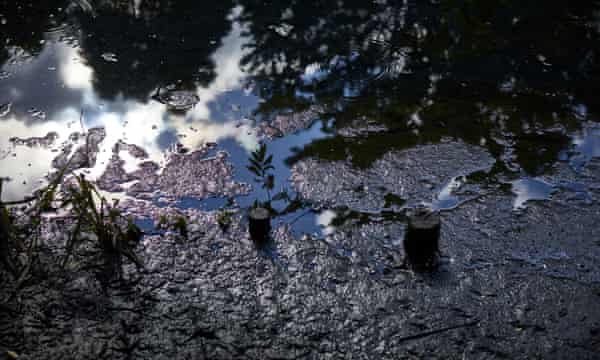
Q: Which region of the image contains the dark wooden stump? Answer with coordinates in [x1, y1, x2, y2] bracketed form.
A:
[404, 206, 440, 269]
[249, 207, 271, 245]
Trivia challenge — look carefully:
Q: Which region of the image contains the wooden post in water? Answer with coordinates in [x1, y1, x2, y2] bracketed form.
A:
[249, 207, 271, 245]
[403, 206, 440, 269]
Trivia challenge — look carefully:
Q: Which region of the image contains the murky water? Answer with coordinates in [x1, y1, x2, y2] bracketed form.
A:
[0, 2, 599, 227]
[2, 2, 600, 358]
[0, 8, 599, 270]
[0, 8, 598, 260]
[2, 1, 600, 229]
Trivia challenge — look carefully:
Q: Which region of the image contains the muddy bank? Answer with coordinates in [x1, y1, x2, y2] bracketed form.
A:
[1, 204, 599, 359]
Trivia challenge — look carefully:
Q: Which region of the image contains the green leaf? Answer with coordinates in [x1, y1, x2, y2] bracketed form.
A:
[249, 157, 263, 170]
[258, 143, 267, 159]
[265, 154, 273, 165]
[247, 165, 261, 176]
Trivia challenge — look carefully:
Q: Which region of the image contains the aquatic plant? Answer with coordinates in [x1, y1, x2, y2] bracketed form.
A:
[61, 174, 143, 279]
[173, 216, 188, 239]
[0, 175, 61, 285]
[247, 143, 275, 203]
[155, 214, 189, 240]
[0, 135, 143, 288]
[246, 143, 308, 216]
[216, 209, 233, 232]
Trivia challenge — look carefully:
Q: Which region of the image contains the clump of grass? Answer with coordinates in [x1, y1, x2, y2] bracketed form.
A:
[157, 215, 169, 229]
[0, 150, 143, 288]
[1, 177, 52, 285]
[155, 214, 189, 240]
[216, 210, 232, 232]
[173, 216, 188, 239]
[61, 175, 143, 282]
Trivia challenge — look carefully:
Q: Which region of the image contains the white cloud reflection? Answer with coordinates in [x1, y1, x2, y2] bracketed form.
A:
[0, 9, 258, 201]
[316, 209, 337, 236]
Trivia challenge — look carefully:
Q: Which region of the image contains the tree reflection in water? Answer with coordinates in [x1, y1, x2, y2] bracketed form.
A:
[237, 0, 600, 174]
[73, 0, 235, 102]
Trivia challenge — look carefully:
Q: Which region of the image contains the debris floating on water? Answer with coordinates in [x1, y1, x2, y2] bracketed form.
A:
[151, 89, 199, 111]
[257, 106, 322, 139]
[112, 140, 149, 159]
[9, 132, 59, 148]
[101, 52, 118, 62]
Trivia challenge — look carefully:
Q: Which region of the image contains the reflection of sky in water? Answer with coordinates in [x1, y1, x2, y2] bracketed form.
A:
[221, 118, 331, 236]
[432, 175, 464, 210]
[0, 12, 261, 202]
[316, 209, 337, 236]
[570, 126, 600, 171]
[512, 125, 600, 209]
[1, 5, 599, 229]
[512, 178, 555, 210]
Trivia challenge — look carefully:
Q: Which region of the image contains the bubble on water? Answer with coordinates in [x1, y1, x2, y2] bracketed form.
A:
[101, 52, 119, 62]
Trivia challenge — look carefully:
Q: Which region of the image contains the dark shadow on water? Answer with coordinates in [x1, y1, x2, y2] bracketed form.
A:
[72, 0, 235, 102]
[236, 0, 600, 175]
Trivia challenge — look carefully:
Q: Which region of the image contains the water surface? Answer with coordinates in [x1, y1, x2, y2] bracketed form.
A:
[1, 0, 600, 232]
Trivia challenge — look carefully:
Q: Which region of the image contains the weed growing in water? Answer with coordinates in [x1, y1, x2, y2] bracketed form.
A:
[216, 209, 233, 232]
[61, 174, 143, 283]
[245, 143, 309, 225]
[154, 213, 190, 241]
[173, 216, 188, 239]
[0, 136, 143, 288]
[247, 143, 275, 203]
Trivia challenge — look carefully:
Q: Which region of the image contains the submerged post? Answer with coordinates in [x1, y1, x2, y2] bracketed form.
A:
[248, 207, 271, 245]
[403, 206, 440, 269]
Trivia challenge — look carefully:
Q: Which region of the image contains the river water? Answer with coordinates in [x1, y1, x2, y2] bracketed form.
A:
[1, 2, 600, 358]
[1, 1, 599, 219]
